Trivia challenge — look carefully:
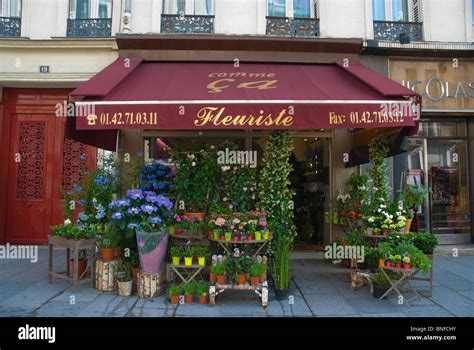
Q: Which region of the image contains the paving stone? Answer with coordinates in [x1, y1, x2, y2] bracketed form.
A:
[266, 296, 313, 317]
[431, 287, 474, 317]
[34, 301, 89, 317]
[175, 303, 222, 317]
[129, 307, 176, 317]
[304, 293, 358, 316]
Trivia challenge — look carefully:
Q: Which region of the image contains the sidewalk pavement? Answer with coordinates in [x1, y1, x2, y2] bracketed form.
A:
[0, 247, 473, 317]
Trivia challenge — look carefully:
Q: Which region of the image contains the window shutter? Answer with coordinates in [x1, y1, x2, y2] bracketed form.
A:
[314, 0, 319, 19]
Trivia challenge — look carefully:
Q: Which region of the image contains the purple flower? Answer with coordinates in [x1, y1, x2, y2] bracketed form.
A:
[79, 199, 85, 206]
[127, 223, 139, 229]
[111, 212, 122, 220]
[138, 239, 145, 248]
[140, 204, 157, 214]
[150, 217, 162, 224]
[127, 189, 143, 200]
[127, 207, 140, 215]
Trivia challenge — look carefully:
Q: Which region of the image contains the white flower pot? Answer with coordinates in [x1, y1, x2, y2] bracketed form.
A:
[118, 281, 133, 296]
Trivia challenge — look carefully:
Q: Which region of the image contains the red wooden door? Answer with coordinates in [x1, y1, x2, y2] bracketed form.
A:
[5, 114, 55, 244]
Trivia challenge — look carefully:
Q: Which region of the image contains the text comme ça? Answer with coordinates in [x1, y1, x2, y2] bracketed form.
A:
[193, 107, 294, 127]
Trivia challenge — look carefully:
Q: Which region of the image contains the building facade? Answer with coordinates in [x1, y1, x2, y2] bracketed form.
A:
[1, 0, 473, 244]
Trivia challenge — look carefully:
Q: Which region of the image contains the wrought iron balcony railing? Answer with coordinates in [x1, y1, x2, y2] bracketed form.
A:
[373, 20, 423, 41]
[67, 18, 112, 38]
[266, 16, 319, 37]
[0, 17, 21, 37]
[161, 14, 214, 34]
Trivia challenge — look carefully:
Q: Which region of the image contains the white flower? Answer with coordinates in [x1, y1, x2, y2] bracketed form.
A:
[377, 208, 382, 213]
[187, 154, 195, 160]
[232, 218, 240, 224]
[221, 166, 230, 172]
[223, 197, 227, 202]
[210, 145, 215, 149]
[243, 187, 248, 191]
[64, 219, 72, 225]
[191, 162, 196, 167]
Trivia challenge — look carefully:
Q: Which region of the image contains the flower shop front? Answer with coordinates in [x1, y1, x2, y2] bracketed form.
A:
[56, 58, 425, 304]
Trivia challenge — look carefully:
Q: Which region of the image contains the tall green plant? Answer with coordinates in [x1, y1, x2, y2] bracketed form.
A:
[368, 135, 391, 212]
[257, 131, 295, 291]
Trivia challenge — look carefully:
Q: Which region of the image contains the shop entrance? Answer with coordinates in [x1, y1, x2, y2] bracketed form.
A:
[143, 130, 332, 249]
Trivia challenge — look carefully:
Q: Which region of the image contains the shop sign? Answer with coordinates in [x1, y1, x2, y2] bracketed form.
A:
[390, 60, 474, 110]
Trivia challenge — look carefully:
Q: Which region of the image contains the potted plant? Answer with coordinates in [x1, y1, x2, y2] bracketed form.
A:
[213, 262, 226, 284]
[110, 189, 173, 274]
[386, 255, 393, 268]
[194, 247, 207, 266]
[393, 254, 402, 269]
[272, 235, 292, 300]
[398, 184, 427, 233]
[183, 246, 194, 266]
[97, 227, 118, 261]
[169, 284, 182, 305]
[209, 264, 217, 283]
[409, 231, 438, 255]
[370, 272, 390, 299]
[197, 282, 209, 305]
[116, 260, 133, 297]
[225, 231, 232, 241]
[184, 282, 195, 303]
[70, 249, 88, 279]
[169, 246, 182, 266]
[403, 255, 412, 270]
[249, 263, 264, 286]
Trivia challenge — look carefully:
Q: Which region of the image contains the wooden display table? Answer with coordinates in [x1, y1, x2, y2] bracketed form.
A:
[170, 263, 205, 286]
[209, 281, 269, 308]
[209, 238, 271, 258]
[48, 235, 96, 293]
[378, 266, 423, 306]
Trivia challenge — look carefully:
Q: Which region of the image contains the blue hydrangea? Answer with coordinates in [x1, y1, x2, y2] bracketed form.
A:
[111, 212, 122, 220]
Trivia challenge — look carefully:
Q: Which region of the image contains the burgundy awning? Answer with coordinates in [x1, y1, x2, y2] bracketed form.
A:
[69, 60, 419, 136]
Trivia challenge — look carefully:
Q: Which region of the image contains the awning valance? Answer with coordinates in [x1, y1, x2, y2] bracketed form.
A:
[70, 60, 419, 133]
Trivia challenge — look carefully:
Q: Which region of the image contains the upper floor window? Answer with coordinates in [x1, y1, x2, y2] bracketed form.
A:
[372, 0, 423, 42]
[0, 0, 21, 37]
[67, 0, 112, 37]
[266, 0, 319, 37]
[268, 0, 315, 18]
[161, 0, 214, 34]
[163, 0, 213, 15]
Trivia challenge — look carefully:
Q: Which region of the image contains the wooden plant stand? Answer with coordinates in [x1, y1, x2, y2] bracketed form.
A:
[137, 271, 164, 299]
[378, 266, 423, 306]
[48, 235, 96, 293]
[209, 281, 269, 308]
[95, 258, 120, 292]
[209, 238, 271, 258]
[170, 264, 205, 286]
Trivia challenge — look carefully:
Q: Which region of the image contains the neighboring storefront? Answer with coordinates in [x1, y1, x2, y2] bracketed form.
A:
[66, 35, 420, 245]
[388, 59, 473, 244]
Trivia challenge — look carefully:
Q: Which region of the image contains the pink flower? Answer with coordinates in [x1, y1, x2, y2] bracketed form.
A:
[215, 218, 226, 226]
[233, 229, 237, 232]
[176, 216, 181, 222]
[138, 239, 145, 248]
[239, 225, 243, 230]
[259, 220, 267, 227]
[230, 225, 234, 230]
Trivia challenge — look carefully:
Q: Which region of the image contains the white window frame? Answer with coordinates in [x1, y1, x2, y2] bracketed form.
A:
[69, 0, 112, 20]
[163, 0, 213, 16]
[373, 0, 421, 22]
[267, 0, 317, 19]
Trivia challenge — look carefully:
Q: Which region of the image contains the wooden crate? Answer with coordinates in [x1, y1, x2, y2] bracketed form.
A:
[95, 259, 120, 292]
[137, 271, 164, 299]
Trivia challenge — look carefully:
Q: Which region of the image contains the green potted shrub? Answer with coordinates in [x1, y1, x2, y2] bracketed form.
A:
[184, 282, 195, 304]
[194, 246, 208, 266]
[213, 262, 226, 284]
[183, 246, 194, 266]
[209, 264, 217, 283]
[116, 260, 133, 297]
[409, 232, 438, 255]
[249, 263, 265, 286]
[168, 284, 182, 305]
[272, 235, 292, 300]
[169, 246, 183, 266]
[370, 272, 390, 298]
[398, 185, 427, 233]
[97, 226, 118, 261]
[197, 282, 210, 305]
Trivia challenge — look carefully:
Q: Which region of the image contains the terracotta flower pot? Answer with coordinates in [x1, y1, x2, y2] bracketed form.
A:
[101, 248, 115, 261]
[199, 295, 208, 305]
[70, 258, 87, 278]
[184, 212, 205, 222]
[237, 273, 246, 285]
[170, 295, 179, 304]
[216, 275, 226, 285]
[260, 274, 265, 283]
[250, 276, 259, 286]
[378, 259, 385, 267]
[210, 272, 216, 283]
[114, 247, 121, 258]
[185, 294, 193, 304]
